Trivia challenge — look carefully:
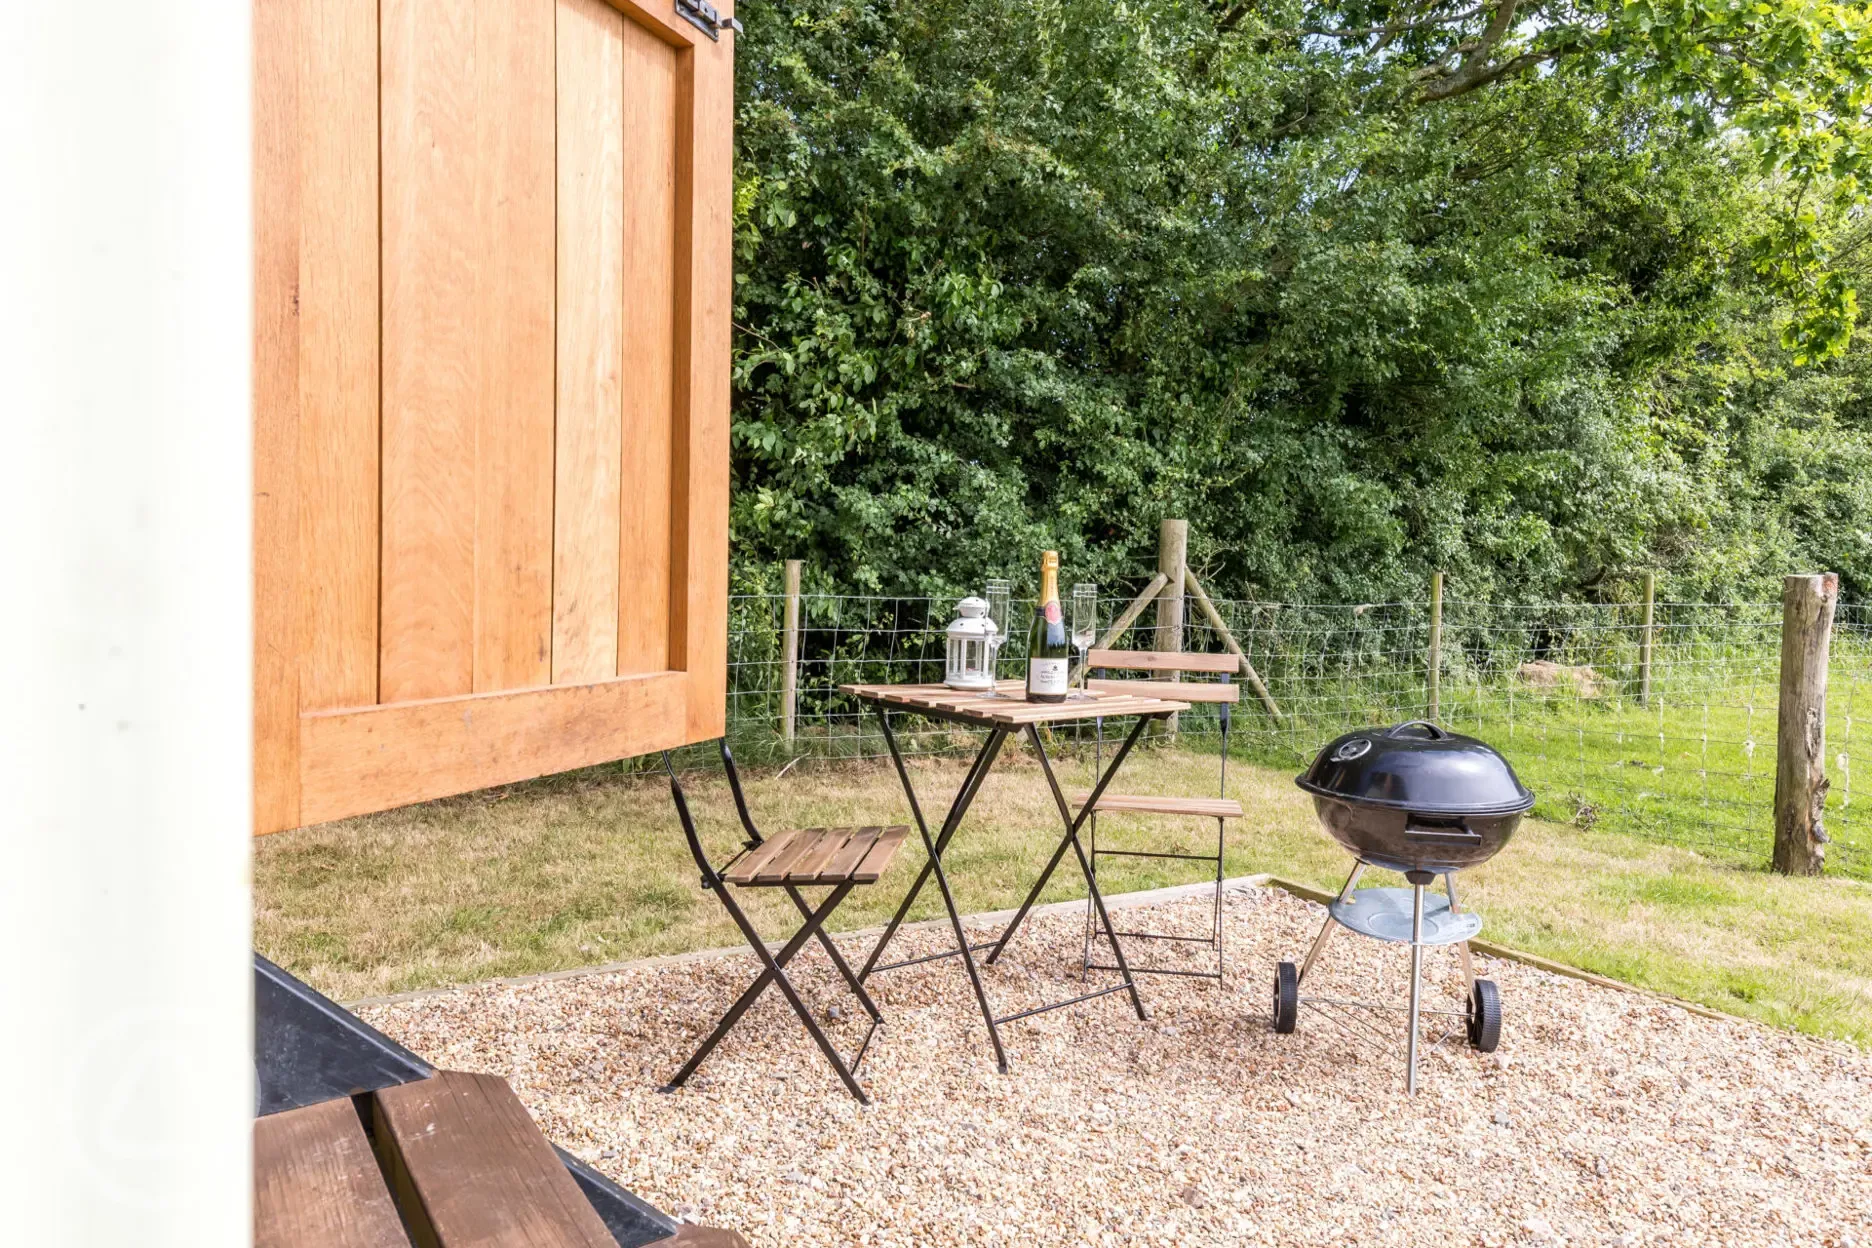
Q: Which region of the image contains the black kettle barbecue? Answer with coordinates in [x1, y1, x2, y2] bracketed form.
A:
[1273, 721, 1534, 1092]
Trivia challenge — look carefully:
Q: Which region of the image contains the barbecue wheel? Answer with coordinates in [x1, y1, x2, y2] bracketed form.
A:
[1467, 979, 1501, 1052]
[1272, 961, 1299, 1033]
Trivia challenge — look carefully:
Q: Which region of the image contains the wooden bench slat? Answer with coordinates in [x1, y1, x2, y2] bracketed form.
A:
[255, 1097, 411, 1248]
[1080, 792, 1244, 819]
[1085, 678, 1239, 703]
[852, 825, 910, 883]
[1088, 648, 1240, 674]
[645, 1229, 754, 1248]
[372, 1071, 616, 1248]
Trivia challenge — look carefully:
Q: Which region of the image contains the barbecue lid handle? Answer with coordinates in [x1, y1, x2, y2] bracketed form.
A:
[1385, 720, 1450, 741]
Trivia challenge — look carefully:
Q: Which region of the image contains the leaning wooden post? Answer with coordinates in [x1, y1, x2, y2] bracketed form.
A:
[1638, 571, 1656, 707]
[1426, 571, 1445, 723]
[1183, 568, 1285, 726]
[1157, 519, 1188, 736]
[1071, 572, 1168, 686]
[1773, 572, 1838, 875]
[781, 559, 802, 745]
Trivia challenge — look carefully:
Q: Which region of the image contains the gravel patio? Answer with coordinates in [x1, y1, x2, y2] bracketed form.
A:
[358, 886, 1871, 1247]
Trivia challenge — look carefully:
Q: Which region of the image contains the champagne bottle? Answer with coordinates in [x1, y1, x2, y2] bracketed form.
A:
[1025, 550, 1070, 702]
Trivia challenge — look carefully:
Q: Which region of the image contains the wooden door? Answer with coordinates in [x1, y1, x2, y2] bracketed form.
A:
[253, 0, 732, 833]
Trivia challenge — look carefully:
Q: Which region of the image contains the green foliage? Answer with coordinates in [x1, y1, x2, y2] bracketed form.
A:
[729, 0, 1872, 604]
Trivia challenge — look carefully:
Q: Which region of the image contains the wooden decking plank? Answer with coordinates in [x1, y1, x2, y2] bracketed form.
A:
[254, 1097, 411, 1248]
[372, 1071, 616, 1248]
[852, 825, 910, 883]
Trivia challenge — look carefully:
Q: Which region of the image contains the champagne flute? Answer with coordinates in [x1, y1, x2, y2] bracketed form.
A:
[984, 579, 1012, 693]
[1071, 582, 1098, 698]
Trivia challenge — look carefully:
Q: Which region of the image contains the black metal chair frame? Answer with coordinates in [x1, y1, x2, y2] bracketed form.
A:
[1083, 663, 1234, 981]
[660, 742, 885, 1103]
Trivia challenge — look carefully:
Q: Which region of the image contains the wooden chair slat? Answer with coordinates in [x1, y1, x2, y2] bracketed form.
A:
[1085, 678, 1239, 703]
[754, 827, 831, 883]
[852, 825, 910, 883]
[1081, 792, 1244, 819]
[819, 826, 882, 881]
[372, 1072, 615, 1248]
[721, 829, 804, 885]
[254, 1097, 410, 1248]
[782, 828, 851, 882]
[1087, 648, 1238, 674]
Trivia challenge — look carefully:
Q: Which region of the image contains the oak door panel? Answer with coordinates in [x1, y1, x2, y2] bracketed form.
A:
[553, 0, 627, 685]
[255, 0, 733, 833]
[674, 15, 732, 740]
[378, 0, 480, 703]
[618, 20, 678, 677]
[299, 672, 685, 826]
[298, 0, 381, 713]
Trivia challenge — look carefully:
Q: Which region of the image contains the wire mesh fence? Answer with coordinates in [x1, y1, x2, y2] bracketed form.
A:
[708, 587, 1871, 880]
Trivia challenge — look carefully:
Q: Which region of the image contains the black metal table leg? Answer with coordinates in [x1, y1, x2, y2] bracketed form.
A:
[858, 722, 1007, 981]
[871, 711, 1011, 1071]
[1015, 722, 1149, 1020]
[984, 713, 1154, 966]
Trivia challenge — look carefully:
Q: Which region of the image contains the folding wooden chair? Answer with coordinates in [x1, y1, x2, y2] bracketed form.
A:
[1079, 649, 1243, 981]
[661, 742, 910, 1103]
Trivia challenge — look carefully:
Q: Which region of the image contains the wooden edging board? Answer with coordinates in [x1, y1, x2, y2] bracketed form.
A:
[1260, 875, 1744, 1026]
[347, 874, 1804, 1043]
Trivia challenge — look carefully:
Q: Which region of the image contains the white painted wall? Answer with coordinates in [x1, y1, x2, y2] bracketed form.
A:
[0, 2, 253, 1243]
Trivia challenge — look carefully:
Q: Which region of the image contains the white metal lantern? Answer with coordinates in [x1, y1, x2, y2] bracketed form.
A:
[944, 596, 1001, 691]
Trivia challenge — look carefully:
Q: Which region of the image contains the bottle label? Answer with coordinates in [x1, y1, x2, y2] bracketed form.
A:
[1028, 657, 1068, 696]
[1044, 601, 1061, 624]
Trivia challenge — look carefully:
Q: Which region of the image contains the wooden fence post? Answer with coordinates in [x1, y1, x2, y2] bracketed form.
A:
[781, 559, 802, 745]
[1774, 572, 1838, 875]
[1639, 571, 1656, 707]
[1427, 571, 1444, 723]
[1157, 519, 1188, 735]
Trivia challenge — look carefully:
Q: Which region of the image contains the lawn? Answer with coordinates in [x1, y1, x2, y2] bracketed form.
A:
[255, 742, 1872, 1047]
[1168, 632, 1872, 877]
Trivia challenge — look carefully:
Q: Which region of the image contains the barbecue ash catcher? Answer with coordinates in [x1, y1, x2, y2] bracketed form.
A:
[1274, 721, 1534, 1092]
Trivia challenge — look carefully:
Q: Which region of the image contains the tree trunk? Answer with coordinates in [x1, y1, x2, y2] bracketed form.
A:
[1773, 573, 1838, 876]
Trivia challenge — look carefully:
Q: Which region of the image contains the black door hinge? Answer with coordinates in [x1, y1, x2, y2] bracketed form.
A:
[676, 0, 742, 40]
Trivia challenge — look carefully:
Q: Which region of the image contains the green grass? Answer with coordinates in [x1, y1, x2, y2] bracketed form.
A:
[1193, 640, 1872, 878]
[254, 743, 1872, 1047]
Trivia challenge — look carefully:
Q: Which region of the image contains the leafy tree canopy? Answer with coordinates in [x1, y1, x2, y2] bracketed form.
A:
[729, 0, 1872, 605]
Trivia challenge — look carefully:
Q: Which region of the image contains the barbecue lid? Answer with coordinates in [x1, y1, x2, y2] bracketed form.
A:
[1296, 721, 1534, 816]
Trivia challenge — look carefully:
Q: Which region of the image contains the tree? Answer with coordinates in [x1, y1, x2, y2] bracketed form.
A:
[728, 0, 1872, 602]
[1258, 0, 1872, 360]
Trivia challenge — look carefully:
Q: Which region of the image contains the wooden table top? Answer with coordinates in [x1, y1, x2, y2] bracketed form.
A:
[841, 680, 1189, 726]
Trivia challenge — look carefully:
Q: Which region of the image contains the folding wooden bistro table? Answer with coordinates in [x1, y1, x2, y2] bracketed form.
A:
[840, 680, 1191, 1072]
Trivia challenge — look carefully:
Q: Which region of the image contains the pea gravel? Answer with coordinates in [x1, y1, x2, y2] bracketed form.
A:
[358, 887, 1872, 1247]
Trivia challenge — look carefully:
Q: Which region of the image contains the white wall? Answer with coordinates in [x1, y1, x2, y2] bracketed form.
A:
[0, 2, 253, 1243]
